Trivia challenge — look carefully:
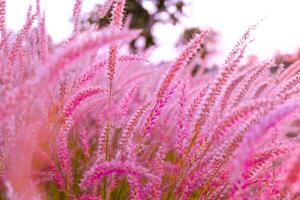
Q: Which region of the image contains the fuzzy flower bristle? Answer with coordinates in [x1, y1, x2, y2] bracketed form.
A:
[2, 0, 300, 199]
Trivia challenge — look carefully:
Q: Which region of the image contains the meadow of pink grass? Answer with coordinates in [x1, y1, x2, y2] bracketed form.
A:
[1, 0, 300, 199]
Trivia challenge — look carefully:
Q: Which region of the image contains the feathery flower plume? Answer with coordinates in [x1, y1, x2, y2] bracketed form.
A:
[35, 0, 41, 18]
[142, 82, 179, 137]
[38, 12, 48, 63]
[57, 117, 74, 186]
[156, 31, 208, 100]
[188, 24, 257, 157]
[39, 150, 65, 190]
[46, 29, 140, 82]
[72, 0, 83, 38]
[176, 82, 188, 156]
[79, 128, 90, 157]
[8, 6, 35, 65]
[2, 1, 300, 199]
[107, 0, 127, 81]
[118, 102, 151, 158]
[80, 161, 158, 190]
[0, 0, 6, 37]
[232, 101, 300, 191]
[63, 86, 107, 118]
[230, 60, 273, 108]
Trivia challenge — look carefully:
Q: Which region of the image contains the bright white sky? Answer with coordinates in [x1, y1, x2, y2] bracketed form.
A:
[6, 0, 300, 63]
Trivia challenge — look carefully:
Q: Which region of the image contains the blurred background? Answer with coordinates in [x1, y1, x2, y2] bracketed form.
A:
[6, 0, 300, 67]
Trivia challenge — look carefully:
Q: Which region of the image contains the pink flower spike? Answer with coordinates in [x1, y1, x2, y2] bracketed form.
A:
[57, 117, 74, 186]
[74, 54, 148, 90]
[176, 82, 188, 156]
[111, 0, 126, 29]
[156, 31, 208, 100]
[107, 45, 118, 81]
[79, 161, 159, 190]
[45, 29, 140, 82]
[106, 0, 127, 81]
[233, 101, 300, 188]
[35, 0, 41, 18]
[39, 151, 65, 190]
[97, 0, 114, 18]
[79, 128, 90, 157]
[63, 86, 107, 118]
[38, 12, 48, 63]
[128, 176, 142, 200]
[118, 102, 151, 158]
[0, 0, 6, 37]
[118, 84, 139, 117]
[72, 0, 83, 39]
[118, 54, 149, 63]
[74, 60, 107, 89]
[189, 24, 256, 154]
[142, 82, 179, 137]
[8, 6, 35, 65]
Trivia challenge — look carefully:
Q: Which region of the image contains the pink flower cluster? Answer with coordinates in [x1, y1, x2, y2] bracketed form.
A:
[1, 0, 300, 199]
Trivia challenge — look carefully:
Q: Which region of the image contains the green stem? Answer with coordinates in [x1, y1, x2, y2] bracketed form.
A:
[103, 177, 107, 200]
[115, 179, 126, 200]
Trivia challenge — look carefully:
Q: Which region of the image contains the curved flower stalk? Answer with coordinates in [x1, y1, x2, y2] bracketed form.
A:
[210, 98, 278, 142]
[0, 0, 6, 40]
[79, 161, 159, 190]
[79, 128, 90, 157]
[141, 32, 208, 139]
[231, 101, 300, 197]
[156, 31, 208, 100]
[149, 147, 165, 199]
[56, 117, 74, 187]
[117, 84, 139, 118]
[127, 176, 142, 200]
[107, 0, 127, 88]
[37, 12, 48, 63]
[244, 145, 291, 181]
[8, 6, 35, 65]
[118, 102, 151, 159]
[38, 150, 65, 190]
[0, 30, 141, 121]
[142, 81, 179, 137]
[59, 86, 106, 192]
[94, 124, 110, 163]
[73, 60, 107, 89]
[251, 79, 270, 98]
[3, 1, 300, 199]
[72, 0, 83, 39]
[44, 28, 141, 82]
[230, 60, 273, 109]
[61, 0, 82, 47]
[218, 73, 246, 117]
[73, 54, 148, 90]
[187, 25, 256, 158]
[176, 82, 188, 157]
[63, 86, 107, 118]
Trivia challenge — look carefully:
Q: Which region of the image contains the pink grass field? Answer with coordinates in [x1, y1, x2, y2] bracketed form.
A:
[1, 0, 300, 199]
